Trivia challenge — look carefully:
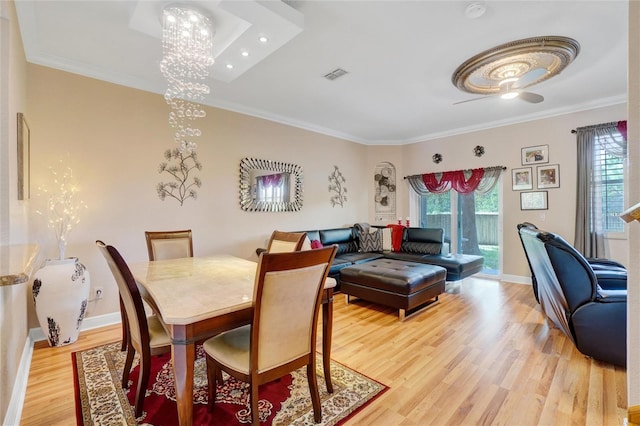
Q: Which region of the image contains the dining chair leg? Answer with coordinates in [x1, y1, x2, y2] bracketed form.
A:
[122, 345, 135, 388]
[307, 362, 322, 423]
[134, 350, 151, 417]
[250, 380, 260, 426]
[206, 356, 219, 413]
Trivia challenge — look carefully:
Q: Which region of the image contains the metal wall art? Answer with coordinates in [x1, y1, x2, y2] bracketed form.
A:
[157, 148, 202, 206]
[374, 161, 396, 221]
[328, 165, 347, 207]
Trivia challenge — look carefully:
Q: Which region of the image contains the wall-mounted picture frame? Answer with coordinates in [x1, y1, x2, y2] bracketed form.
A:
[537, 164, 560, 189]
[521, 144, 549, 165]
[512, 167, 533, 191]
[520, 191, 548, 210]
[17, 112, 30, 200]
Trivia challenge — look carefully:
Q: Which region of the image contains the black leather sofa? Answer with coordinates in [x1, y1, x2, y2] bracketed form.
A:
[299, 225, 483, 286]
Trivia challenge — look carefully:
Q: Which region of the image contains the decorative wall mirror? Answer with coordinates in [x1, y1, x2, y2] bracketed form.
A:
[239, 157, 303, 212]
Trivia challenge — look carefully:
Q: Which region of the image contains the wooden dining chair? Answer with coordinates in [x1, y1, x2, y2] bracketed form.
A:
[145, 229, 193, 261]
[266, 230, 307, 253]
[96, 240, 171, 417]
[115, 229, 193, 352]
[203, 246, 337, 425]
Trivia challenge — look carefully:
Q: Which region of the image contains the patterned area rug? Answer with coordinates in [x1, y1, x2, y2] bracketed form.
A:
[73, 342, 387, 425]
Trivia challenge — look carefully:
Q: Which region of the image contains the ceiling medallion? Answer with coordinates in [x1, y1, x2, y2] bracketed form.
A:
[452, 36, 580, 95]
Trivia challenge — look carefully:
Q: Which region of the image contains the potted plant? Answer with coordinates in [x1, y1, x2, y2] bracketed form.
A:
[32, 161, 90, 347]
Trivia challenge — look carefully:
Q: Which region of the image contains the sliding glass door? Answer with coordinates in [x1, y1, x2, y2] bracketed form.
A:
[418, 183, 501, 275]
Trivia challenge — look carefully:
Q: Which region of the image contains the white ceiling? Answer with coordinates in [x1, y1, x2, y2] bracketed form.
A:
[14, 0, 628, 145]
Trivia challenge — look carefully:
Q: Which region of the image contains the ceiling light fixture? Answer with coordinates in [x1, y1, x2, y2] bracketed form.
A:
[452, 35, 580, 99]
[160, 6, 214, 153]
[258, 35, 269, 43]
[500, 92, 519, 100]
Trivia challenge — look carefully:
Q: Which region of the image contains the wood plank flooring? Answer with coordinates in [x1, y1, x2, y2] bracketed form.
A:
[20, 278, 627, 425]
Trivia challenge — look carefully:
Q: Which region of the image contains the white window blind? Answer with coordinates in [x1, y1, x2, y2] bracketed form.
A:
[594, 132, 626, 233]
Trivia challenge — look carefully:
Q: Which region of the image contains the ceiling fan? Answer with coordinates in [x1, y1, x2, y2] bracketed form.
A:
[453, 68, 546, 105]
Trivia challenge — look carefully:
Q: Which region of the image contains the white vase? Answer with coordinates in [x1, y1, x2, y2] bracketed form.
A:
[32, 258, 90, 347]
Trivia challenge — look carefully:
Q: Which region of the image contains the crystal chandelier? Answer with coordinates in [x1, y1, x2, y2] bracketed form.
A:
[160, 6, 214, 153]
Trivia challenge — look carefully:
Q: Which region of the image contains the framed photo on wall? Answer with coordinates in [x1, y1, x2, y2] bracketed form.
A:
[17, 112, 30, 200]
[521, 144, 549, 165]
[512, 167, 533, 190]
[537, 164, 560, 189]
[520, 191, 548, 210]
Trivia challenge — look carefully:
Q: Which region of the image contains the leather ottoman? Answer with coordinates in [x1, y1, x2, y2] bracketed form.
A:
[340, 258, 446, 320]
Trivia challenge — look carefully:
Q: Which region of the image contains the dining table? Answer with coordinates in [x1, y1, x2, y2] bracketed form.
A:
[129, 254, 336, 426]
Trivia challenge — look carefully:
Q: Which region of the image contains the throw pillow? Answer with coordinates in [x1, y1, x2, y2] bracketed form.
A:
[359, 229, 383, 252]
[381, 228, 392, 251]
[310, 239, 323, 249]
[301, 236, 312, 251]
[386, 224, 406, 252]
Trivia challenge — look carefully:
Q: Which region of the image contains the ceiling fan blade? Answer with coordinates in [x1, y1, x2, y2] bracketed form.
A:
[513, 68, 548, 89]
[453, 95, 495, 105]
[519, 91, 544, 103]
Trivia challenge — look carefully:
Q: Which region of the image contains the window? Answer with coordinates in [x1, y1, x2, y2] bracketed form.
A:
[594, 132, 626, 233]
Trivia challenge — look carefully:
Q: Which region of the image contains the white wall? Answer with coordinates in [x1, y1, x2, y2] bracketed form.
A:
[0, 0, 30, 421]
[398, 104, 627, 278]
[26, 64, 369, 323]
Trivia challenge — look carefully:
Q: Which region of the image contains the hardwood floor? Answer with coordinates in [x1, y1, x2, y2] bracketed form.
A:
[20, 277, 627, 425]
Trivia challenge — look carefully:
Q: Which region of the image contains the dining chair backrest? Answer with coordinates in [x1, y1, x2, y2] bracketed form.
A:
[96, 240, 171, 416]
[266, 230, 307, 253]
[96, 240, 150, 349]
[252, 245, 336, 371]
[145, 229, 193, 261]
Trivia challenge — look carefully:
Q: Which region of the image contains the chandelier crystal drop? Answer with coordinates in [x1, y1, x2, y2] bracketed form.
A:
[161, 6, 214, 153]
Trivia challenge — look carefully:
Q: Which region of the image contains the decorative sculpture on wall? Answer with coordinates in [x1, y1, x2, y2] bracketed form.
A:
[157, 148, 202, 206]
[432, 153, 443, 164]
[328, 165, 347, 207]
[374, 161, 396, 222]
[474, 145, 485, 157]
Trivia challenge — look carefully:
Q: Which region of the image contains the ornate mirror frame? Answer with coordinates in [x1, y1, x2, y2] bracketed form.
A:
[239, 157, 303, 212]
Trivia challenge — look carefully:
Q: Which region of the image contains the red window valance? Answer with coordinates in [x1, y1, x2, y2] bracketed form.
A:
[406, 166, 505, 196]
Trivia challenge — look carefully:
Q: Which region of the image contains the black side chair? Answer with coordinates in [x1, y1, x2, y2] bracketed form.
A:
[518, 226, 626, 367]
[517, 222, 627, 304]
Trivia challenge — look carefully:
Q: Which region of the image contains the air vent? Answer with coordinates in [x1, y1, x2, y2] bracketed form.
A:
[323, 68, 348, 81]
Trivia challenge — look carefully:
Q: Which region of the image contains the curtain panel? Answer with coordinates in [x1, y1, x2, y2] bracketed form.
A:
[406, 166, 504, 196]
[574, 121, 627, 257]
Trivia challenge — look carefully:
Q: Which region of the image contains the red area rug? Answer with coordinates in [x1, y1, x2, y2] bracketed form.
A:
[73, 342, 387, 425]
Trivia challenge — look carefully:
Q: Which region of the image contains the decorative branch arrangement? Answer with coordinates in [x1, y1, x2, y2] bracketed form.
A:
[328, 165, 347, 207]
[157, 148, 202, 206]
[36, 160, 87, 260]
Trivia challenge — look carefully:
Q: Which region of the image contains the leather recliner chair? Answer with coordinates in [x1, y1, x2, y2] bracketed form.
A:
[517, 222, 627, 304]
[518, 225, 626, 367]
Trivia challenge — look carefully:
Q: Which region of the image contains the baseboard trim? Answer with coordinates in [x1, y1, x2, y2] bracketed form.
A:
[4, 334, 34, 426]
[5, 312, 121, 425]
[501, 274, 532, 285]
[28, 311, 121, 342]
